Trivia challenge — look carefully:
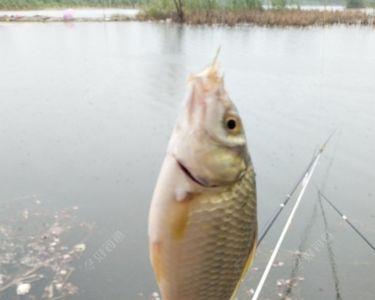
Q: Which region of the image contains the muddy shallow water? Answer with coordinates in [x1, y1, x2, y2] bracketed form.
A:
[0, 22, 374, 299]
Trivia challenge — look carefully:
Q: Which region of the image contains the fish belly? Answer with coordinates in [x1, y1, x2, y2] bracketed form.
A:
[155, 167, 257, 300]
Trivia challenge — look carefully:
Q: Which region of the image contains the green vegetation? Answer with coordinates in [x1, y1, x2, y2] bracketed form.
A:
[141, 0, 174, 19]
[346, 0, 367, 7]
[143, 0, 263, 21]
[271, 0, 287, 9]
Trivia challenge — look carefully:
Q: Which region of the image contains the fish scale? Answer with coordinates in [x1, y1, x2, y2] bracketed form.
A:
[161, 166, 257, 300]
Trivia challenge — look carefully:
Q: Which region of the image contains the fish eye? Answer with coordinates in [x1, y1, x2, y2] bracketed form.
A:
[226, 119, 237, 130]
[224, 115, 241, 134]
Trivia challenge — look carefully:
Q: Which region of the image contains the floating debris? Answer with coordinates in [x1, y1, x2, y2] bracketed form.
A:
[151, 291, 161, 300]
[297, 276, 305, 281]
[50, 225, 64, 236]
[60, 269, 67, 276]
[246, 288, 255, 296]
[16, 283, 31, 295]
[74, 243, 86, 253]
[272, 261, 285, 268]
[0, 195, 94, 299]
[275, 276, 306, 298]
[276, 279, 285, 287]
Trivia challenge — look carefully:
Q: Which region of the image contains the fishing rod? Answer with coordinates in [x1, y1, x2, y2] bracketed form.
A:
[257, 130, 336, 247]
[318, 191, 375, 252]
[257, 151, 315, 247]
[252, 142, 324, 300]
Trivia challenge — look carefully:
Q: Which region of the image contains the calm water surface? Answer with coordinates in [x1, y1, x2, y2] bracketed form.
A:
[0, 22, 374, 299]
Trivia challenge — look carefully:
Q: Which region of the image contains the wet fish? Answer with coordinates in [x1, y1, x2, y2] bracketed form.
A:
[148, 58, 257, 300]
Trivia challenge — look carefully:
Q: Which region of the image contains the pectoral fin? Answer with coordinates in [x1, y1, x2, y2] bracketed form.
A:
[150, 241, 164, 283]
[169, 193, 194, 240]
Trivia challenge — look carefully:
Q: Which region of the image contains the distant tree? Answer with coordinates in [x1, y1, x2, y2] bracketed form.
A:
[346, 0, 367, 8]
[172, 0, 184, 21]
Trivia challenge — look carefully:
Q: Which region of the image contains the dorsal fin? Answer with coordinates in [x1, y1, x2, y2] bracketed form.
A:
[189, 47, 223, 90]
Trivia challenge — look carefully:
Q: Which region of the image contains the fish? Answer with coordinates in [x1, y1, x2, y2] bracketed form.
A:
[148, 56, 257, 300]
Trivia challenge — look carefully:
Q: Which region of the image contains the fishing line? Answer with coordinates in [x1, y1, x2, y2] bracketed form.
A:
[257, 130, 336, 247]
[318, 190, 343, 300]
[282, 138, 339, 299]
[251, 145, 323, 300]
[284, 130, 341, 297]
[307, 129, 343, 300]
[318, 191, 375, 252]
[316, 128, 343, 299]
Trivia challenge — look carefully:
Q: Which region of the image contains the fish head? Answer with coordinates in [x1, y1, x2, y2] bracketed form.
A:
[168, 61, 250, 188]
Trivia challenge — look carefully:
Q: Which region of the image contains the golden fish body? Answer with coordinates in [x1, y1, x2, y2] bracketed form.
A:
[149, 59, 257, 300]
[150, 157, 256, 300]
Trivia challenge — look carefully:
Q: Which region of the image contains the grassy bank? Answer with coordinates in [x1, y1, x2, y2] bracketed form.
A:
[0, 9, 373, 26]
[138, 8, 374, 26]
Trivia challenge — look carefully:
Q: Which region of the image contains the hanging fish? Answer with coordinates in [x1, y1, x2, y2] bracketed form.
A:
[148, 55, 257, 300]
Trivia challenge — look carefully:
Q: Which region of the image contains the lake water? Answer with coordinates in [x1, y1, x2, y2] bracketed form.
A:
[0, 22, 374, 299]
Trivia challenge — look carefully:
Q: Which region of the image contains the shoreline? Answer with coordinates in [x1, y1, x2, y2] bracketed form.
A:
[0, 7, 374, 27]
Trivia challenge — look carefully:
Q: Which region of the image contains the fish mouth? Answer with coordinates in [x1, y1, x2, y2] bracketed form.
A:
[176, 160, 214, 188]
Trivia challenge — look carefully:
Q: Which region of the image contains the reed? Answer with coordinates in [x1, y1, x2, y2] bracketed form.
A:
[139, 8, 373, 26]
